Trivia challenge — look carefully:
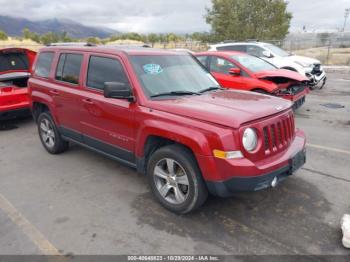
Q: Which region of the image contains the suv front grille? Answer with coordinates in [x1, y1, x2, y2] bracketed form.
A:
[262, 113, 295, 154]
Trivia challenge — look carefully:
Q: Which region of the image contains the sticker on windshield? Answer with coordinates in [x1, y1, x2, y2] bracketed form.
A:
[143, 64, 163, 75]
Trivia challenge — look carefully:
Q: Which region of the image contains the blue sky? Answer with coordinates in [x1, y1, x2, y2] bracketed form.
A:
[0, 0, 349, 33]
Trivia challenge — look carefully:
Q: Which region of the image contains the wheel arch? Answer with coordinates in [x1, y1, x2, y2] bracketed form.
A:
[32, 102, 50, 122]
[135, 126, 210, 175]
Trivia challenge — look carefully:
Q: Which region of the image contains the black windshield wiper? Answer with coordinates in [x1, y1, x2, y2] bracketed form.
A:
[150, 91, 200, 98]
[199, 86, 223, 94]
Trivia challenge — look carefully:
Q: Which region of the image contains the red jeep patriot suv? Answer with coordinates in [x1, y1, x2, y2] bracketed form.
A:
[29, 46, 306, 214]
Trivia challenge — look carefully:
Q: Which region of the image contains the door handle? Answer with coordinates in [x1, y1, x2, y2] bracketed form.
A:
[49, 89, 59, 95]
[82, 98, 94, 105]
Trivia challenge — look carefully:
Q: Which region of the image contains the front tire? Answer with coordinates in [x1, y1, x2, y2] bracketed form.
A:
[147, 144, 208, 214]
[37, 112, 69, 154]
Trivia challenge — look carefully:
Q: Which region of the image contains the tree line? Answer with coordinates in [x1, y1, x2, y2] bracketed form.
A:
[0, 0, 294, 45]
[0, 28, 214, 46]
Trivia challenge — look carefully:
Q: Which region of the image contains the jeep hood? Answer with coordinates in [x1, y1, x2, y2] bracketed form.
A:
[286, 55, 321, 67]
[149, 90, 292, 129]
[254, 69, 308, 82]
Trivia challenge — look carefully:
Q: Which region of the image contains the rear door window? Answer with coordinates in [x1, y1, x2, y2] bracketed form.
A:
[86, 55, 129, 90]
[34, 52, 54, 78]
[55, 53, 83, 85]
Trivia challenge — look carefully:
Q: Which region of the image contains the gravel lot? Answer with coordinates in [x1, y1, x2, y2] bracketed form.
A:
[0, 72, 349, 256]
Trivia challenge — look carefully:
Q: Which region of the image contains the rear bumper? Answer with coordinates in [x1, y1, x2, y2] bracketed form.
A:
[206, 149, 306, 197]
[0, 107, 31, 120]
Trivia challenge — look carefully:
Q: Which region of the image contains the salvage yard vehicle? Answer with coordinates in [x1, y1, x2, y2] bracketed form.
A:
[209, 41, 327, 89]
[195, 51, 309, 110]
[0, 48, 36, 120]
[29, 46, 306, 214]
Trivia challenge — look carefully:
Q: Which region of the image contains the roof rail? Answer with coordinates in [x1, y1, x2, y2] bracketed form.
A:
[246, 39, 259, 42]
[222, 40, 238, 44]
[106, 44, 152, 49]
[46, 42, 96, 47]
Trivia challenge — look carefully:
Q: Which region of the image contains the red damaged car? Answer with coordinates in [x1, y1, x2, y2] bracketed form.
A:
[0, 48, 36, 120]
[196, 51, 309, 110]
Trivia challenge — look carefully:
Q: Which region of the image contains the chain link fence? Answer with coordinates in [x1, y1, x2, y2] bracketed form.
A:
[163, 34, 350, 66]
[1, 33, 349, 65]
[153, 34, 350, 65]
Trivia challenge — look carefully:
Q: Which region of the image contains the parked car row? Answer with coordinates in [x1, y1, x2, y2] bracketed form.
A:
[1, 43, 315, 213]
[0, 42, 326, 123]
[22, 45, 306, 214]
[195, 51, 309, 110]
[209, 41, 327, 89]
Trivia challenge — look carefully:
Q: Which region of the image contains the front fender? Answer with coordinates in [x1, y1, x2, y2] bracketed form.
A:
[134, 106, 240, 157]
[135, 119, 212, 158]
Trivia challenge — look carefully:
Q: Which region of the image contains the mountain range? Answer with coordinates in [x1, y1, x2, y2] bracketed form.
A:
[0, 15, 118, 38]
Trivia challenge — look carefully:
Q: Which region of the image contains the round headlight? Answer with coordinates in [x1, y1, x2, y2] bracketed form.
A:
[242, 128, 258, 152]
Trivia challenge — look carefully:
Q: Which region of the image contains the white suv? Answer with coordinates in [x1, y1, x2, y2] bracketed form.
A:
[209, 42, 327, 89]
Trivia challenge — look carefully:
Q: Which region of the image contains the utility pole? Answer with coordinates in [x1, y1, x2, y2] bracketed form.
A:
[343, 8, 350, 32]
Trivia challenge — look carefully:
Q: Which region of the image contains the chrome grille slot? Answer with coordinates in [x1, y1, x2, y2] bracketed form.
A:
[262, 113, 295, 155]
[271, 125, 276, 148]
[263, 127, 269, 151]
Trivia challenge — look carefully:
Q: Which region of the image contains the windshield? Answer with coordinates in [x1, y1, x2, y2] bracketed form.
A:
[263, 44, 290, 57]
[130, 55, 220, 98]
[231, 54, 276, 73]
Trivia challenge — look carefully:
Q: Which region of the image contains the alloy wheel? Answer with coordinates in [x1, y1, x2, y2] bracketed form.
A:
[153, 158, 190, 205]
[40, 118, 56, 148]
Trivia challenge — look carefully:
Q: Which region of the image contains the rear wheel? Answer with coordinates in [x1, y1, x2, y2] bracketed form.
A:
[147, 144, 208, 214]
[37, 112, 69, 154]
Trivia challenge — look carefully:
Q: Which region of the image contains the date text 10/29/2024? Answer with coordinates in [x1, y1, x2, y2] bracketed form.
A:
[127, 255, 220, 261]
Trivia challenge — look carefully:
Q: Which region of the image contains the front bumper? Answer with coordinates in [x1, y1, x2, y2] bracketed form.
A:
[307, 71, 327, 88]
[206, 149, 306, 197]
[196, 130, 306, 197]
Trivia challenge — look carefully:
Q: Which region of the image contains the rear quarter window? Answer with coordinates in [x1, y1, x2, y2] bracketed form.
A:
[34, 52, 54, 78]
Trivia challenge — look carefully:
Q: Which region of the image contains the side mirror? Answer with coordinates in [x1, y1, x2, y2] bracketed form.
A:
[262, 50, 273, 58]
[104, 82, 134, 101]
[229, 68, 241, 76]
